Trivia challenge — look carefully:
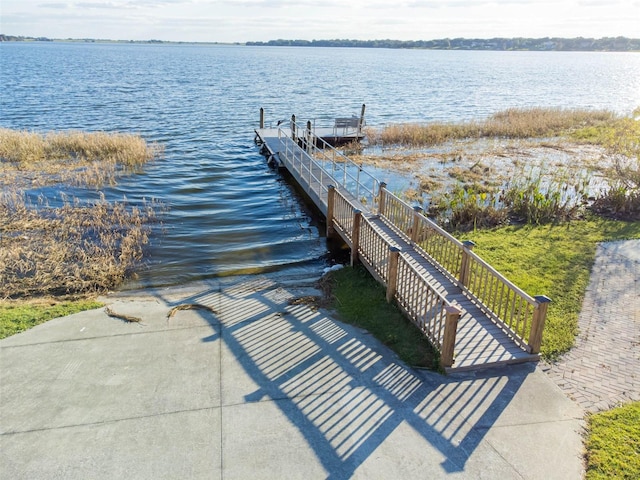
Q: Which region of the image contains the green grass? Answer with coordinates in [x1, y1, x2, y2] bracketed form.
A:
[460, 217, 640, 359]
[0, 299, 103, 339]
[325, 265, 439, 369]
[585, 401, 640, 479]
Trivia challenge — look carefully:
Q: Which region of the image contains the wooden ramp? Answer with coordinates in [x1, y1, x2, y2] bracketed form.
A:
[255, 125, 546, 372]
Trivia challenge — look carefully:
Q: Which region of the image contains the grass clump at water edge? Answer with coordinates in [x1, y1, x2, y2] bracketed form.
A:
[584, 401, 640, 480]
[321, 265, 439, 370]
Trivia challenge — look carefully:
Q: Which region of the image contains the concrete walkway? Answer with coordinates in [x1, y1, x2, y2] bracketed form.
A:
[543, 240, 640, 412]
[0, 273, 584, 479]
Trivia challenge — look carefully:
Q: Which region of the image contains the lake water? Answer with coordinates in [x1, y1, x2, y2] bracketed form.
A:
[1, 43, 639, 288]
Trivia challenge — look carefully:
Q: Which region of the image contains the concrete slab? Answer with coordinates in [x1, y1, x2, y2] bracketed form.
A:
[1, 317, 220, 435]
[0, 274, 586, 479]
[222, 399, 329, 480]
[1, 409, 221, 480]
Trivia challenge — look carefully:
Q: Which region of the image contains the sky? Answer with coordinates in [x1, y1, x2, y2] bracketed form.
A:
[1, 0, 639, 43]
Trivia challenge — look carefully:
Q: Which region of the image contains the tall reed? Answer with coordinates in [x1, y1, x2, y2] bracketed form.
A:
[587, 110, 640, 219]
[0, 128, 161, 165]
[0, 129, 163, 187]
[368, 108, 617, 147]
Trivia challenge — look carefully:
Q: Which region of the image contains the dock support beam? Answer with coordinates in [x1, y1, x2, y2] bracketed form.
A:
[411, 206, 422, 244]
[529, 295, 552, 354]
[386, 247, 401, 303]
[459, 240, 476, 288]
[378, 182, 387, 216]
[326, 185, 336, 238]
[350, 210, 362, 266]
[441, 306, 462, 368]
[259, 107, 264, 129]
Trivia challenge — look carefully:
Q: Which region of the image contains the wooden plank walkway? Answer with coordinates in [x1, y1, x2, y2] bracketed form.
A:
[255, 127, 538, 371]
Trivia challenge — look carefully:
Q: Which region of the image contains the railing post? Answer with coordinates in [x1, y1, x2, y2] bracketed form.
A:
[259, 108, 264, 129]
[386, 247, 401, 302]
[441, 306, 461, 368]
[326, 185, 336, 238]
[411, 206, 422, 243]
[350, 210, 362, 266]
[528, 295, 552, 354]
[459, 240, 476, 288]
[378, 182, 387, 216]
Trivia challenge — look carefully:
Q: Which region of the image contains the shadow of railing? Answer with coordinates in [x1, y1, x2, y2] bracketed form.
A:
[149, 275, 532, 478]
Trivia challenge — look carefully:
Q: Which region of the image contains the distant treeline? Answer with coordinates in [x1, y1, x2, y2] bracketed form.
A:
[0, 35, 54, 42]
[3, 34, 638, 51]
[246, 37, 640, 52]
[0, 35, 237, 45]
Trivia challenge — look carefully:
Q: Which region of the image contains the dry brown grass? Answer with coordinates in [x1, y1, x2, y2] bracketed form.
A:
[0, 190, 159, 299]
[368, 108, 617, 147]
[0, 128, 162, 188]
[348, 151, 426, 173]
[0, 128, 163, 300]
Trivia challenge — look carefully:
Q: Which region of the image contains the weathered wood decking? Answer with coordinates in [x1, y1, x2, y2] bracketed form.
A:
[255, 126, 542, 372]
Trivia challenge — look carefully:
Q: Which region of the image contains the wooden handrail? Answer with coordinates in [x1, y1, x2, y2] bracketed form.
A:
[273, 123, 549, 359]
[333, 188, 461, 365]
[378, 186, 547, 352]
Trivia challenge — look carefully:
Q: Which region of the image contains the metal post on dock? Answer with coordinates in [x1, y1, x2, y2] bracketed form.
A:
[291, 115, 296, 142]
[259, 108, 264, 129]
[358, 104, 366, 133]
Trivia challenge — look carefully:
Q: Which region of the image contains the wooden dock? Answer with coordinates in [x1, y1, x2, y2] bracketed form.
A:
[255, 120, 549, 372]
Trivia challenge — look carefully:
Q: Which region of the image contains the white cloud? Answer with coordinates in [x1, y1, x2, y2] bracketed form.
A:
[2, 0, 638, 41]
[38, 3, 70, 8]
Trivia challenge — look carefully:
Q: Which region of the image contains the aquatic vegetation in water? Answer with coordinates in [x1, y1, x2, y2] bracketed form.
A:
[0, 128, 164, 299]
[0, 190, 161, 298]
[0, 128, 163, 188]
[367, 107, 616, 147]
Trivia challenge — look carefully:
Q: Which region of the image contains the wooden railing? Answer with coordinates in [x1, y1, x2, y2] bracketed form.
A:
[394, 254, 460, 359]
[271, 121, 550, 357]
[378, 186, 551, 354]
[328, 184, 356, 244]
[328, 187, 461, 367]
